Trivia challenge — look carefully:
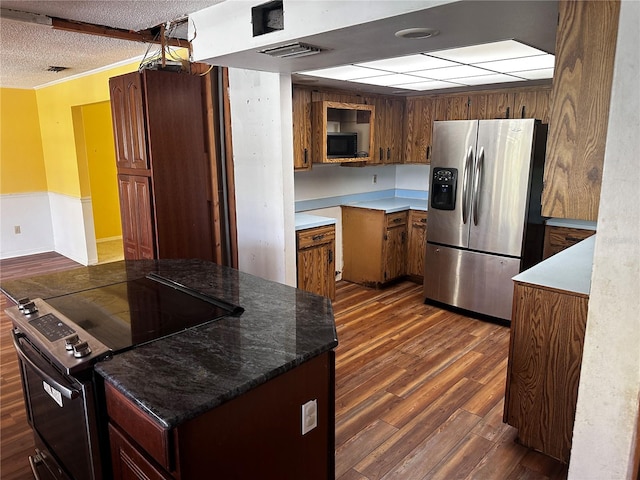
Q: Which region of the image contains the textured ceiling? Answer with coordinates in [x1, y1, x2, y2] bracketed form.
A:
[0, 1, 224, 89]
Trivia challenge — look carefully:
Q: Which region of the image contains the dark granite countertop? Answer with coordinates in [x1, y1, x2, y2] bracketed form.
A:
[1, 260, 338, 430]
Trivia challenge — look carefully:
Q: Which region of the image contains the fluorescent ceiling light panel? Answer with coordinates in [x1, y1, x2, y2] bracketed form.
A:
[431, 40, 544, 64]
[355, 54, 457, 73]
[514, 68, 555, 80]
[397, 80, 465, 91]
[414, 65, 493, 80]
[349, 73, 423, 86]
[457, 73, 525, 86]
[296, 40, 553, 91]
[475, 54, 555, 73]
[300, 65, 380, 81]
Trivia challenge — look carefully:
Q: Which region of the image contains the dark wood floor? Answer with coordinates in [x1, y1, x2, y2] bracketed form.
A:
[0, 253, 568, 479]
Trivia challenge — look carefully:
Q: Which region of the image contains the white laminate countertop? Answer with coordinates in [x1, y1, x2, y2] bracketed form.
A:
[295, 213, 336, 231]
[343, 197, 428, 213]
[513, 235, 596, 296]
[546, 218, 597, 230]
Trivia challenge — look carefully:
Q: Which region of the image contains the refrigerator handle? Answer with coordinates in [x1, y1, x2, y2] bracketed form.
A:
[473, 146, 484, 226]
[462, 145, 473, 224]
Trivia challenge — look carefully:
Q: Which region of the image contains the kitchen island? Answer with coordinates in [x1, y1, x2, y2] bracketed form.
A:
[2, 259, 338, 480]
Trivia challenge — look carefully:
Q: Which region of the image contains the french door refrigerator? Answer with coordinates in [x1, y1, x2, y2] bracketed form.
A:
[423, 118, 547, 321]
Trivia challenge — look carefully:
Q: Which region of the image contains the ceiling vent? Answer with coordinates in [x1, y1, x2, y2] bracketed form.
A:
[259, 42, 323, 59]
[47, 66, 69, 72]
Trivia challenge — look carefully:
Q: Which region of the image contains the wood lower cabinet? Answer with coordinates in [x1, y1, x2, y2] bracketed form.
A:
[342, 206, 407, 287]
[106, 352, 334, 480]
[109, 69, 216, 261]
[543, 226, 595, 259]
[407, 210, 428, 281]
[504, 281, 588, 463]
[296, 224, 336, 300]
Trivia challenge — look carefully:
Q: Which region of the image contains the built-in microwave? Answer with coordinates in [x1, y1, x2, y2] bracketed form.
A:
[327, 132, 358, 158]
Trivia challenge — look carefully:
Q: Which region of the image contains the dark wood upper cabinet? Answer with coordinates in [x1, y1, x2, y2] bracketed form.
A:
[109, 69, 215, 261]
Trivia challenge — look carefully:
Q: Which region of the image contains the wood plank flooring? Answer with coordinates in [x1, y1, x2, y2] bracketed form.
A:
[333, 280, 568, 480]
[0, 253, 569, 479]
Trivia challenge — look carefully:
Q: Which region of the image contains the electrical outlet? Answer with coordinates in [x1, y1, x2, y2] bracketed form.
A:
[14, 225, 21, 234]
[301, 399, 317, 435]
[372, 174, 377, 184]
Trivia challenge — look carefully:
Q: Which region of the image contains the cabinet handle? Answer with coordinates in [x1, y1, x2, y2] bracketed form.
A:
[379, 147, 384, 161]
[506, 106, 510, 119]
[420, 218, 427, 223]
[392, 218, 402, 224]
[328, 250, 333, 264]
[426, 146, 431, 161]
[312, 234, 325, 241]
[304, 148, 308, 164]
[387, 147, 391, 160]
[565, 236, 584, 243]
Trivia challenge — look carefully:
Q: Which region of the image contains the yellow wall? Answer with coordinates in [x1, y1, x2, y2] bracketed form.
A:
[81, 102, 122, 240]
[35, 61, 139, 197]
[0, 88, 47, 194]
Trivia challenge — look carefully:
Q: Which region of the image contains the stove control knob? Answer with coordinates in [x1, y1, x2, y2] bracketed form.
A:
[73, 341, 91, 358]
[22, 301, 38, 315]
[64, 334, 80, 351]
[17, 298, 31, 310]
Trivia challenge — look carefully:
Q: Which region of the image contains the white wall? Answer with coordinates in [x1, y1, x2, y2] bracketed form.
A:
[227, 68, 296, 285]
[49, 193, 96, 266]
[0, 192, 54, 258]
[569, 2, 640, 478]
[294, 163, 396, 202]
[396, 164, 430, 192]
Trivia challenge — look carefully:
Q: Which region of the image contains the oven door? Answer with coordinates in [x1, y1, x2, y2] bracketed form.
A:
[13, 332, 103, 480]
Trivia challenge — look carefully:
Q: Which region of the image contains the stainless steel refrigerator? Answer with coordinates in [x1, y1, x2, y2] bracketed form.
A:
[423, 118, 547, 321]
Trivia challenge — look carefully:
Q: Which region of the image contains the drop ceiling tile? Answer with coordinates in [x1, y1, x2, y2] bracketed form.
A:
[355, 54, 458, 73]
[411, 64, 493, 80]
[474, 54, 555, 73]
[456, 73, 525, 86]
[348, 73, 423, 86]
[299, 65, 382, 80]
[429, 39, 545, 64]
[514, 68, 555, 80]
[394, 80, 465, 91]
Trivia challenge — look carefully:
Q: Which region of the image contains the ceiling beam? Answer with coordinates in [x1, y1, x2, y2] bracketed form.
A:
[50, 17, 190, 49]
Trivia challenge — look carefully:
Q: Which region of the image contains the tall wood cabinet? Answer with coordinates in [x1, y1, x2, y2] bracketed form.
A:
[542, 0, 620, 221]
[109, 69, 215, 261]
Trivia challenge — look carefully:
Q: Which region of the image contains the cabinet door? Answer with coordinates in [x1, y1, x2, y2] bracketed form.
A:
[297, 225, 336, 300]
[383, 212, 407, 282]
[514, 86, 551, 123]
[407, 210, 427, 278]
[118, 175, 155, 260]
[434, 95, 470, 121]
[386, 98, 404, 164]
[109, 423, 171, 480]
[292, 87, 312, 170]
[369, 97, 387, 165]
[468, 92, 513, 120]
[109, 73, 148, 170]
[403, 97, 434, 164]
[543, 0, 620, 221]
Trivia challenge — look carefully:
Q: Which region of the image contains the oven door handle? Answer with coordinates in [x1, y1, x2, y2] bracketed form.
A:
[12, 332, 80, 400]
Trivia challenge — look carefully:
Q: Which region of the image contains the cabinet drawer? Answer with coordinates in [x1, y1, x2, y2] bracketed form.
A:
[386, 211, 407, 228]
[409, 210, 427, 228]
[297, 225, 335, 249]
[543, 226, 595, 259]
[105, 382, 172, 471]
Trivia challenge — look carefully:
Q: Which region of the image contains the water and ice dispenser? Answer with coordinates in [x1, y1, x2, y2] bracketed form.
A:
[430, 167, 458, 210]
